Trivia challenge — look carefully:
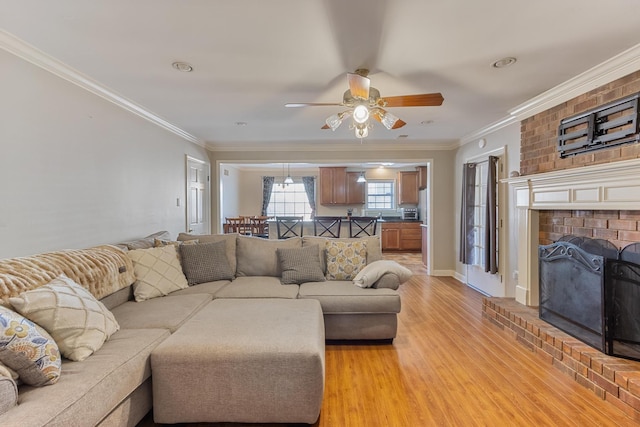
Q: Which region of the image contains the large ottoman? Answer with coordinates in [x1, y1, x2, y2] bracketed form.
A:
[150, 298, 325, 424]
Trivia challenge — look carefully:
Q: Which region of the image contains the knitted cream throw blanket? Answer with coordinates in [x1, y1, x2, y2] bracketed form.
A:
[0, 245, 135, 303]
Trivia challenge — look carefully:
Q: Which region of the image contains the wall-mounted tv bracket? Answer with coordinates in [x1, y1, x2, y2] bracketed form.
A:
[558, 92, 640, 158]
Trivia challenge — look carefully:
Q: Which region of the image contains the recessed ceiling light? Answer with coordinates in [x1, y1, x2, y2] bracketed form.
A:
[172, 61, 193, 72]
[235, 121, 248, 126]
[492, 57, 517, 68]
[420, 120, 434, 125]
[397, 134, 409, 139]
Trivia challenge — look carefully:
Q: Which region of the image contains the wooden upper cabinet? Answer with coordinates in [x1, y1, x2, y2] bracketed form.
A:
[398, 171, 419, 205]
[416, 166, 427, 190]
[346, 172, 365, 204]
[319, 167, 347, 205]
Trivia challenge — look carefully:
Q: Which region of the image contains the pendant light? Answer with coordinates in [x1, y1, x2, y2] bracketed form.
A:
[284, 163, 294, 185]
[357, 171, 367, 183]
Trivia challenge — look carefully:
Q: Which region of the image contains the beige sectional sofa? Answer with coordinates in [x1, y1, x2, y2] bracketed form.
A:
[0, 231, 410, 426]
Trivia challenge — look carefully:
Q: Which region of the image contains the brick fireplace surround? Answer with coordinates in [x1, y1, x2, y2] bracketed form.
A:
[484, 70, 640, 420]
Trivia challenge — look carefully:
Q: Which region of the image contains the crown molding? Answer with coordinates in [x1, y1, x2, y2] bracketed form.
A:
[460, 42, 640, 146]
[206, 139, 459, 152]
[0, 30, 205, 147]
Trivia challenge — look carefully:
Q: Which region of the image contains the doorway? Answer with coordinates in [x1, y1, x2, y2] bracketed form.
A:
[465, 150, 506, 296]
[186, 156, 210, 235]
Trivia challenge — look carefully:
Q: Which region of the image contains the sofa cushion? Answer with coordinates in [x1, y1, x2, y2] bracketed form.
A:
[0, 328, 169, 426]
[128, 246, 189, 301]
[9, 275, 119, 362]
[168, 280, 230, 297]
[325, 240, 367, 281]
[0, 370, 17, 416]
[302, 235, 382, 272]
[214, 276, 299, 299]
[298, 281, 401, 314]
[153, 238, 198, 248]
[0, 306, 61, 386]
[179, 241, 235, 285]
[236, 235, 301, 277]
[177, 233, 237, 274]
[111, 293, 212, 333]
[277, 245, 325, 285]
[118, 230, 171, 250]
[353, 260, 412, 288]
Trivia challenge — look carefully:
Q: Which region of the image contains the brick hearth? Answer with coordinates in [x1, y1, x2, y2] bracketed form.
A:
[482, 297, 640, 421]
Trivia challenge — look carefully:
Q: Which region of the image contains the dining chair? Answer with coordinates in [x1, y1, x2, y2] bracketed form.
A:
[225, 217, 245, 234]
[349, 216, 378, 238]
[276, 216, 304, 239]
[249, 216, 270, 238]
[313, 216, 342, 238]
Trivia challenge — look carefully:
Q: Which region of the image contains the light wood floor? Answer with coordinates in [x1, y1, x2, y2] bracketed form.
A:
[139, 253, 637, 426]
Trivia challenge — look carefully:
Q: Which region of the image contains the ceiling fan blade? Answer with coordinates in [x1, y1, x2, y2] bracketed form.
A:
[347, 73, 370, 100]
[379, 93, 444, 107]
[285, 103, 343, 108]
[321, 124, 330, 129]
[391, 119, 406, 129]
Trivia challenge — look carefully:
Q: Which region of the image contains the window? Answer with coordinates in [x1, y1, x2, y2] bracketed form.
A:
[470, 161, 499, 268]
[366, 181, 395, 210]
[266, 181, 313, 220]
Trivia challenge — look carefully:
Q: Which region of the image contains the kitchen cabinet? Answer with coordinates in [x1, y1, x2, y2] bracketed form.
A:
[400, 222, 422, 251]
[319, 167, 347, 205]
[346, 171, 365, 204]
[381, 223, 401, 250]
[398, 171, 419, 205]
[381, 222, 422, 251]
[416, 166, 427, 190]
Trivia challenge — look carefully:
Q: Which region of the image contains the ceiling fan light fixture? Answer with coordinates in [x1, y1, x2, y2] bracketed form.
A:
[353, 105, 370, 124]
[354, 123, 369, 139]
[325, 113, 343, 131]
[380, 110, 400, 130]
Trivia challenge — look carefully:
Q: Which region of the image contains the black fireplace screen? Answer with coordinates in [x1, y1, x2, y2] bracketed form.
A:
[539, 238, 640, 361]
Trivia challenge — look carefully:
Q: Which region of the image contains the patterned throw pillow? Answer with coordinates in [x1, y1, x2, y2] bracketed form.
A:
[277, 245, 326, 285]
[128, 245, 189, 301]
[179, 241, 235, 285]
[0, 306, 61, 385]
[325, 240, 367, 280]
[9, 275, 120, 362]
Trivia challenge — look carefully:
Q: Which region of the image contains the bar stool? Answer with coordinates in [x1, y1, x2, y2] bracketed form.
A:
[349, 216, 378, 238]
[276, 216, 304, 239]
[313, 216, 342, 238]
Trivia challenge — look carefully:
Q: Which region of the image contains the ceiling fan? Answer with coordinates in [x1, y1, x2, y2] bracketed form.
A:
[285, 69, 444, 138]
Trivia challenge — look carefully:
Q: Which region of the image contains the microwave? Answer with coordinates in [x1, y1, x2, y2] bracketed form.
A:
[401, 208, 418, 220]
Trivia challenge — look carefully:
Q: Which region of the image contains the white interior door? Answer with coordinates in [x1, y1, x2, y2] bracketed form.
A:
[466, 154, 505, 296]
[186, 156, 210, 234]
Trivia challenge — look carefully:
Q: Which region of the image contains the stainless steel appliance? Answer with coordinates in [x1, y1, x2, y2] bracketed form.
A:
[401, 207, 418, 220]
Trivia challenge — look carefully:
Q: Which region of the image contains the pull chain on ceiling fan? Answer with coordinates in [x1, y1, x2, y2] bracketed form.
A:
[285, 69, 444, 139]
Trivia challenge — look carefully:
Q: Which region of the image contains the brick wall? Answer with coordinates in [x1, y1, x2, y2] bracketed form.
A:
[520, 70, 640, 176]
[539, 210, 640, 249]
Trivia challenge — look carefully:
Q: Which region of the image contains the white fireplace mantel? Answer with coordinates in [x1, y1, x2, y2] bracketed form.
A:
[506, 158, 640, 306]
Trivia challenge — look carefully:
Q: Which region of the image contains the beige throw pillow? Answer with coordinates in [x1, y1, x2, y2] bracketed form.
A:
[352, 260, 413, 288]
[128, 245, 189, 301]
[325, 240, 367, 281]
[9, 275, 120, 362]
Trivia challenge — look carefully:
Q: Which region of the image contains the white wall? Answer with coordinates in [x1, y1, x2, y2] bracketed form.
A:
[453, 123, 521, 295]
[0, 50, 209, 258]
